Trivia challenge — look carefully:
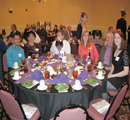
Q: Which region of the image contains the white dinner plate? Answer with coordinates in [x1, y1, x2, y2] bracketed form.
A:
[96, 75, 104, 80]
[72, 85, 82, 90]
[97, 66, 104, 69]
[13, 66, 20, 69]
[37, 85, 48, 91]
[12, 76, 22, 80]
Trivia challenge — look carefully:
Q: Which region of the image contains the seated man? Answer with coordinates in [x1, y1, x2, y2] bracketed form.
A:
[6, 33, 25, 68]
[50, 30, 71, 55]
[91, 30, 104, 47]
[99, 32, 114, 70]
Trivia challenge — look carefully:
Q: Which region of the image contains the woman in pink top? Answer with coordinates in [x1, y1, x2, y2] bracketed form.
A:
[78, 30, 99, 62]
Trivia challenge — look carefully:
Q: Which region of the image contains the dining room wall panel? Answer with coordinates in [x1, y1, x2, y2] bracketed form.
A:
[0, 0, 129, 38]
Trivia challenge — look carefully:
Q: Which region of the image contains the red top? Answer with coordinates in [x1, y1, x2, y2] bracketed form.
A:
[78, 42, 99, 62]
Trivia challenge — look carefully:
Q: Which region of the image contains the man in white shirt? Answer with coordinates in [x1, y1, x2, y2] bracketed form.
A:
[50, 30, 71, 55]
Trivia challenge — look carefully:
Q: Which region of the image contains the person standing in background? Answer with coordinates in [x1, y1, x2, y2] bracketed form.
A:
[116, 11, 127, 40]
[77, 12, 88, 48]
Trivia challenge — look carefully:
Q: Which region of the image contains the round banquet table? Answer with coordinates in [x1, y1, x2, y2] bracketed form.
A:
[8, 58, 106, 120]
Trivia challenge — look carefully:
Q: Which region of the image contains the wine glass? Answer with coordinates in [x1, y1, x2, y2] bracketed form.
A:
[73, 70, 78, 81]
[31, 53, 35, 60]
[44, 71, 50, 84]
[21, 59, 26, 66]
[87, 64, 92, 77]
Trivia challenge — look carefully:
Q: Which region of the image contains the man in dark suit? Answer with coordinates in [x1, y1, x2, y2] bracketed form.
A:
[9, 24, 21, 37]
[116, 11, 127, 40]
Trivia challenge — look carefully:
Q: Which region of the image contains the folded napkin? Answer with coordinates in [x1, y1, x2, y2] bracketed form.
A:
[53, 54, 59, 59]
[47, 66, 57, 76]
[82, 58, 86, 64]
[32, 70, 44, 80]
[29, 58, 34, 65]
[53, 73, 69, 84]
[38, 56, 47, 62]
[77, 71, 88, 80]
[75, 57, 80, 62]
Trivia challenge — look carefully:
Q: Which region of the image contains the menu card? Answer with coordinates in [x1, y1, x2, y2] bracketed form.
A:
[22, 104, 37, 119]
[92, 100, 110, 114]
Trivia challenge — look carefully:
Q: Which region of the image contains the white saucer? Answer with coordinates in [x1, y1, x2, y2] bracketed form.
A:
[12, 76, 22, 80]
[97, 66, 104, 69]
[13, 66, 19, 69]
[72, 85, 82, 90]
[96, 75, 104, 80]
[37, 85, 48, 91]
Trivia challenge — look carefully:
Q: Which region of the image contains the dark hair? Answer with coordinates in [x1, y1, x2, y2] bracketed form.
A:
[94, 31, 100, 36]
[58, 30, 66, 37]
[13, 32, 21, 38]
[11, 24, 17, 29]
[108, 26, 113, 31]
[81, 12, 87, 18]
[55, 24, 57, 28]
[113, 31, 125, 50]
[121, 11, 126, 17]
[27, 31, 36, 38]
[31, 24, 36, 31]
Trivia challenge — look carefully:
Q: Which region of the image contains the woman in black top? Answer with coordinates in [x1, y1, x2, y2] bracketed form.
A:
[102, 31, 129, 101]
[107, 31, 129, 90]
[77, 12, 88, 48]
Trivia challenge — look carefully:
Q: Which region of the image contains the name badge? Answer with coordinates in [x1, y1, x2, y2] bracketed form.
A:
[18, 53, 22, 57]
[115, 57, 119, 61]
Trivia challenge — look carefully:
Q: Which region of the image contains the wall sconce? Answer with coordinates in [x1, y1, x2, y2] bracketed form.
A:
[8, 7, 14, 13]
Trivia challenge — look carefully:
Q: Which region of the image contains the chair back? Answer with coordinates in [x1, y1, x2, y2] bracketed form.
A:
[0, 51, 3, 80]
[104, 84, 128, 120]
[95, 44, 101, 54]
[2, 53, 8, 72]
[128, 71, 130, 90]
[0, 90, 25, 120]
[53, 104, 87, 120]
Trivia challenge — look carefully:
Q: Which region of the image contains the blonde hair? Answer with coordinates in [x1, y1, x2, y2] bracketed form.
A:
[81, 30, 91, 49]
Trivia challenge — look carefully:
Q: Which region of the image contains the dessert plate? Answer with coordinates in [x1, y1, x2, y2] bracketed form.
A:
[72, 85, 82, 90]
[37, 85, 48, 91]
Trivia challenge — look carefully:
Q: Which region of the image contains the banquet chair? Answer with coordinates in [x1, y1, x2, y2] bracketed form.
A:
[50, 104, 87, 120]
[87, 84, 128, 120]
[0, 89, 41, 120]
[2, 53, 9, 85]
[107, 72, 130, 110]
[95, 44, 101, 54]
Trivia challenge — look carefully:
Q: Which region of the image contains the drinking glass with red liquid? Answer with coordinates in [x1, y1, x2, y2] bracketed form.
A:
[23, 65, 28, 73]
[31, 54, 35, 60]
[47, 51, 51, 58]
[87, 65, 92, 77]
[44, 71, 50, 84]
[21, 59, 26, 66]
[73, 70, 78, 80]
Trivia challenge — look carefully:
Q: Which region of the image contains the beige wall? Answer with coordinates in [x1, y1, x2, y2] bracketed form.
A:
[0, 0, 129, 37]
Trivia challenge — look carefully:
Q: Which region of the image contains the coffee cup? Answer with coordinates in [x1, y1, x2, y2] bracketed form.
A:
[14, 71, 19, 79]
[14, 62, 18, 68]
[97, 71, 103, 78]
[74, 80, 81, 88]
[39, 80, 46, 88]
[98, 62, 103, 68]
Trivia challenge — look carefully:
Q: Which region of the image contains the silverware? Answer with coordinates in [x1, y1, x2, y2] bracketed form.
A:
[82, 85, 87, 90]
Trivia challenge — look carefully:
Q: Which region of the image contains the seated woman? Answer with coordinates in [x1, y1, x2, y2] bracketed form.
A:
[50, 30, 71, 55]
[78, 30, 99, 62]
[24, 31, 41, 58]
[103, 31, 129, 101]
